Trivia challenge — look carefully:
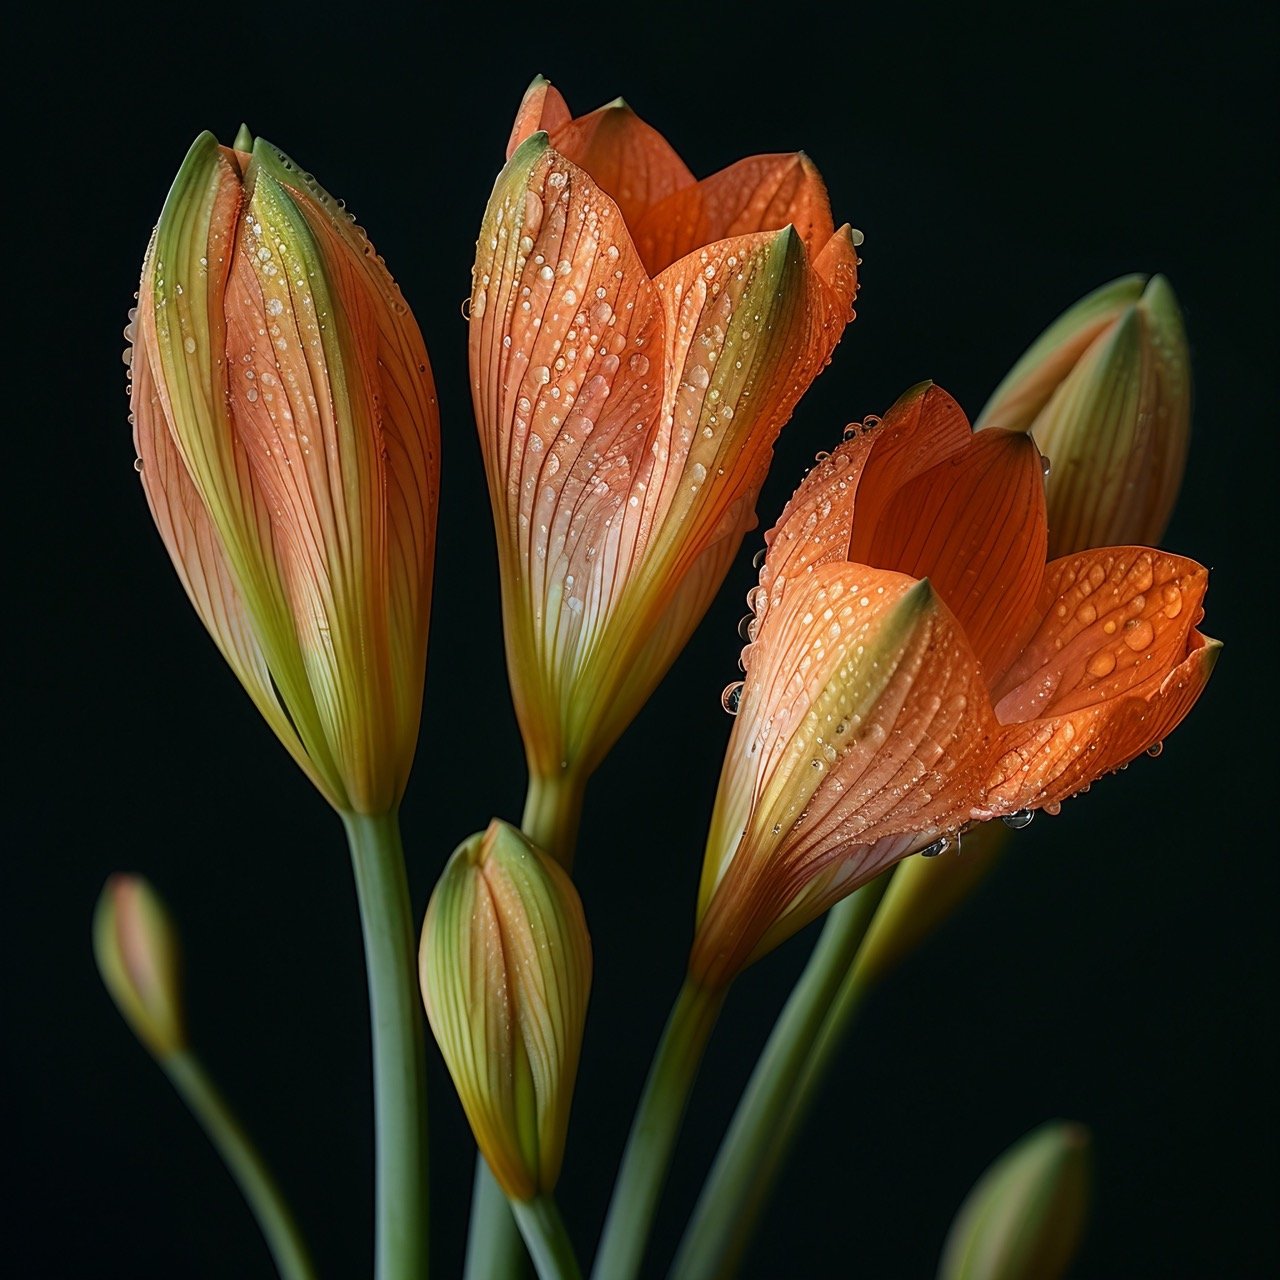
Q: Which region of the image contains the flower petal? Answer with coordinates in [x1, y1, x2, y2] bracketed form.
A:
[132, 335, 333, 801]
[247, 141, 440, 805]
[982, 633, 1219, 813]
[847, 382, 974, 561]
[863, 427, 1047, 675]
[507, 75, 573, 158]
[545, 98, 695, 228]
[630, 151, 836, 275]
[750, 382, 969, 645]
[992, 547, 1208, 720]
[694, 567, 993, 982]
[140, 132, 346, 796]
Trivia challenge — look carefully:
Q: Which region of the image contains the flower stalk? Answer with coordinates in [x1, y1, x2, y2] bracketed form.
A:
[511, 1195, 584, 1280]
[163, 1051, 318, 1280]
[344, 810, 430, 1280]
[591, 980, 726, 1280]
[669, 875, 890, 1280]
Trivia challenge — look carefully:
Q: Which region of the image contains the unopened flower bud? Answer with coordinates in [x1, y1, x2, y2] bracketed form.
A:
[94, 875, 186, 1058]
[939, 1120, 1092, 1280]
[420, 821, 591, 1200]
[977, 275, 1190, 554]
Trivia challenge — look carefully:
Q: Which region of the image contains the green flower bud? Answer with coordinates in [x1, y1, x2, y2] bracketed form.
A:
[420, 820, 591, 1200]
[939, 1120, 1092, 1280]
[93, 875, 186, 1059]
[978, 275, 1190, 555]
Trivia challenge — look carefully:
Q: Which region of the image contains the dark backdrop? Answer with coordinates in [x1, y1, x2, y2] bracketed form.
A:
[9, 2, 1276, 1276]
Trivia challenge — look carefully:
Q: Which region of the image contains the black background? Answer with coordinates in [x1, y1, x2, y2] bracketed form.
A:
[9, 2, 1276, 1276]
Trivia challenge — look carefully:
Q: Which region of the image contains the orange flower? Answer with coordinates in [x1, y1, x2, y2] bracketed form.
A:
[130, 131, 440, 816]
[691, 383, 1217, 986]
[470, 78, 859, 789]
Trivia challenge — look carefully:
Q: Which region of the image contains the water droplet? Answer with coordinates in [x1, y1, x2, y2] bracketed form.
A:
[183, 336, 196, 354]
[721, 681, 744, 714]
[920, 836, 950, 858]
[132, 457, 144, 473]
[737, 614, 755, 640]
[1146, 740, 1164, 758]
[1040, 453, 1052, 477]
[1123, 618, 1155, 651]
[1002, 809, 1035, 830]
[1086, 650, 1117, 678]
[752, 547, 766, 569]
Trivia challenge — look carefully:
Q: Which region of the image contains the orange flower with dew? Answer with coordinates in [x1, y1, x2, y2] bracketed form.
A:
[129, 131, 440, 816]
[470, 78, 860, 794]
[690, 383, 1217, 986]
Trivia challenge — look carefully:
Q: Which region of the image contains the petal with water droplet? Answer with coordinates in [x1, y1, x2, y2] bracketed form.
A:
[630, 151, 835, 275]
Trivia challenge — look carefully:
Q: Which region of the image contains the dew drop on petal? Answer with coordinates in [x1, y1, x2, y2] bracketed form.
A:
[721, 681, 744, 715]
[920, 836, 950, 858]
[1002, 808, 1035, 830]
[1146, 740, 1164, 758]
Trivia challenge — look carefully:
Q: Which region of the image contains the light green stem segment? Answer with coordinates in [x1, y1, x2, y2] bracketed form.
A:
[591, 979, 727, 1280]
[522, 767, 589, 870]
[669, 875, 891, 1280]
[465, 1163, 526, 1280]
[511, 1194, 584, 1280]
[344, 810, 430, 1280]
[463, 768, 590, 1280]
[162, 1050, 317, 1280]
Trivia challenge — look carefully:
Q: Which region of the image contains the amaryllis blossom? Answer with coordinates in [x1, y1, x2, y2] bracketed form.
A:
[130, 131, 439, 816]
[691, 383, 1217, 985]
[471, 78, 859, 791]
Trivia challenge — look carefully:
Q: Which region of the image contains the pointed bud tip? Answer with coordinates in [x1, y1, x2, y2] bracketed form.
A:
[940, 1119, 1092, 1280]
[93, 874, 186, 1059]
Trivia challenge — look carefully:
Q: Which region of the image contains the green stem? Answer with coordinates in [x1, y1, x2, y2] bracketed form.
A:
[463, 766, 589, 1280]
[163, 1050, 317, 1280]
[465, 1163, 525, 1280]
[511, 1194, 584, 1280]
[522, 767, 588, 870]
[669, 875, 891, 1280]
[344, 810, 430, 1280]
[591, 979, 727, 1280]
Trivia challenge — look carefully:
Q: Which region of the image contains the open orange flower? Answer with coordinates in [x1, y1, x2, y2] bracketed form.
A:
[130, 131, 439, 816]
[470, 79, 859, 795]
[691, 383, 1217, 986]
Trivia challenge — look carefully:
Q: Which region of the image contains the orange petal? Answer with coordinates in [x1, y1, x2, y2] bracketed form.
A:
[631, 152, 837, 276]
[982, 632, 1219, 813]
[545, 99, 695, 228]
[131, 337, 332, 801]
[992, 548, 1208, 720]
[864, 428, 1047, 674]
[507, 76, 573, 159]
[274, 154, 441, 783]
[848, 382, 974, 562]
[470, 137, 666, 769]
[694, 567, 995, 982]
[749, 382, 968, 645]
